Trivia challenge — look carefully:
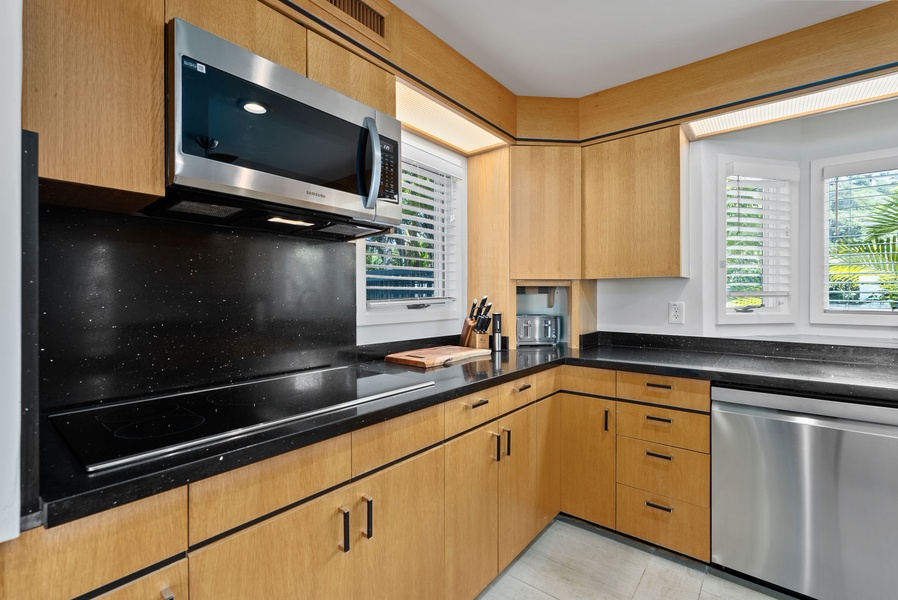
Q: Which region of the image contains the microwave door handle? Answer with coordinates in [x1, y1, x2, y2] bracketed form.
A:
[360, 116, 382, 210]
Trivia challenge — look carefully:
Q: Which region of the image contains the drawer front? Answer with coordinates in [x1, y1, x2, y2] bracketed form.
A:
[495, 376, 538, 414]
[616, 372, 710, 412]
[616, 484, 710, 561]
[445, 389, 499, 438]
[617, 402, 710, 453]
[352, 403, 445, 476]
[532, 367, 559, 400]
[560, 366, 616, 397]
[616, 436, 709, 508]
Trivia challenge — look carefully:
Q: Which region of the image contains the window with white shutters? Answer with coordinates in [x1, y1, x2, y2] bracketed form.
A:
[718, 159, 799, 324]
[364, 160, 459, 305]
[821, 158, 898, 315]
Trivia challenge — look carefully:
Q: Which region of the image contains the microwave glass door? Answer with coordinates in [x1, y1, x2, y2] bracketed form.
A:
[180, 56, 375, 197]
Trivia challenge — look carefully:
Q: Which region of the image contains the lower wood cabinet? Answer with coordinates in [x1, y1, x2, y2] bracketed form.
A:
[560, 392, 616, 528]
[98, 560, 188, 600]
[189, 446, 445, 600]
[445, 401, 545, 600]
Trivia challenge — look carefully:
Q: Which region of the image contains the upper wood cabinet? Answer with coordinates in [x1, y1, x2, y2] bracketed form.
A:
[166, 0, 307, 76]
[23, 0, 165, 206]
[581, 126, 689, 278]
[509, 146, 582, 279]
[307, 30, 396, 116]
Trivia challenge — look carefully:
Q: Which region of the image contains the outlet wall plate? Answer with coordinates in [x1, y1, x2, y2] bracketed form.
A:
[668, 301, 685, 324]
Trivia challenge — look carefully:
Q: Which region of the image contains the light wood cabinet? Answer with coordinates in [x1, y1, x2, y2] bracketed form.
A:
[497, 406, 539, 571]
[98, 560, 188, 600]
[559, 393, 616, 528]
[166, 0, 307, 75]
[444, 423, 500, 600]
[23, 0, 165, 207]
[307, 30, 396, 116]
[0, 488, 187, 600]
[535, 396, 562, 530]
[509, 146, 582, 279]
[581, 126, 689, 278]
[190, 446, 444, 600]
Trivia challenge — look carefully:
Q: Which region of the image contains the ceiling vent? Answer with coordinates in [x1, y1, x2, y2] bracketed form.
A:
[327, 0, 385, 37]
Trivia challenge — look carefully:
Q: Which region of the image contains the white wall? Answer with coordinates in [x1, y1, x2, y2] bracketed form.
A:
[596, 98, 898, 341]
[0, 0, 23, 542]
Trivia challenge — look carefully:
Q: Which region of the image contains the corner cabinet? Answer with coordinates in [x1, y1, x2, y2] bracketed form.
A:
[581, 126, 689, 278]
[509, 146, 582, 279]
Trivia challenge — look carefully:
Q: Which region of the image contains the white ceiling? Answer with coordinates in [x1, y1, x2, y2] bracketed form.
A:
[389, 0, 886, 98]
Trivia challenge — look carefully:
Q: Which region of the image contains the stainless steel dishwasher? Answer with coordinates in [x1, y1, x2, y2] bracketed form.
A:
[712, 387, 898, 600]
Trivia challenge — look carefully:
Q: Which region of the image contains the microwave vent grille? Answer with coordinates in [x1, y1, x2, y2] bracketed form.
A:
[168, 200, 244, 219]
[327, 0, 385, 37]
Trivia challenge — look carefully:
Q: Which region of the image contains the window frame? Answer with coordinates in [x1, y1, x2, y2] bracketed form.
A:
[716, 155, 800, 325]
[356, 132, 467, 328]
[810, 147, 898, 327]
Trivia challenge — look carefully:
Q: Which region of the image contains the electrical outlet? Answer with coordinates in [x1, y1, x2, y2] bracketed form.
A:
[668, 301, 685, 324]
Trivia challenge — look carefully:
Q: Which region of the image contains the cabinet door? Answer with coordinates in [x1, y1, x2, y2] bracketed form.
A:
[535, 396, 563, 530]
[560, 393, 616, 528]
[99, 560, 187, 600]
[23, 0, 165, 204]
[353, 447, 445, 600]
[189, 484, 353, 600]
[307, 31, 396, 116]
[581, 126, 687, 278]
[444, 424, 500, 600]
[497, 406, 539, 571]
[166, 0, 307, 75]
[509, 146, 582, 279]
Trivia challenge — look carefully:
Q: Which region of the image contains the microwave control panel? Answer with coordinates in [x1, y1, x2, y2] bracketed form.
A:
[379, 137, 399, 202]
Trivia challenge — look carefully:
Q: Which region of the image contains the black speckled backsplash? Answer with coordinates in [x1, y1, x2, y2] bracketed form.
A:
[39, 206, 356, 410]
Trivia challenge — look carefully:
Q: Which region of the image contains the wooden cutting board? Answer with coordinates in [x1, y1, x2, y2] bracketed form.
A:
[385, 345, 492, 368]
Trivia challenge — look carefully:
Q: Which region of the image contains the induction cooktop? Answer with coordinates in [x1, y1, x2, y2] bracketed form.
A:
[50, 365, 434, 472]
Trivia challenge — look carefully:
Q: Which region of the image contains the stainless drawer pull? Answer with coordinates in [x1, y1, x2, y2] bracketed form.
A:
[646, 501, 674, 513]
[514, 383, 532, 393]
[161, 589, 174, 600]
[646, 450, 673, 461]
[364, 496, 374, 539]
[645, 415, 673, 424]
[340, 507, 351, 552]
[646, 382, 673, 390]
[467, 399, 490, 409]
[492, 432, 502, 462]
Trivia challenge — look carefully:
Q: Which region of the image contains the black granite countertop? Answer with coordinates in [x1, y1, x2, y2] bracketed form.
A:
[39, 335, 898, 527]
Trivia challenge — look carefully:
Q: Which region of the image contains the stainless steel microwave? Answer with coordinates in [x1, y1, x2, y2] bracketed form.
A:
[145, 18, 402, 240]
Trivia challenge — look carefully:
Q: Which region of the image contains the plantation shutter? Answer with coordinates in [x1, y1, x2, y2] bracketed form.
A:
[823, 162, 898, 312]
[365, 159, 459, 305]
[724, 162, 798, 313]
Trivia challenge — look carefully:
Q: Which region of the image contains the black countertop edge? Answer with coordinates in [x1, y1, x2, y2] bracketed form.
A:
[39, 342, 898, 527]
[591, 331, 898, 366]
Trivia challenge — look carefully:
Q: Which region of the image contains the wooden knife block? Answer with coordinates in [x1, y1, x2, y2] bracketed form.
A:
[468, 333, 490, 349]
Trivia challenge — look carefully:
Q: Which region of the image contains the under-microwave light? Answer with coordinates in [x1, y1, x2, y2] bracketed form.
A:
[268, 216, 314, 227]
[242, 101, 268, 115]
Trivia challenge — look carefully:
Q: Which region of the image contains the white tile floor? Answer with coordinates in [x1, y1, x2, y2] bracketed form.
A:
[477, 519, 787, 600]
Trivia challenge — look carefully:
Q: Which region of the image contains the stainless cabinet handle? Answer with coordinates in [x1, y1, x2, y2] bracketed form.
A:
[467, 398, 489, 409]
[646, 450, 673, 461]
[502, 427, 512, 456]
[646, 501, 674, 513]
[340, 507, 351, 552]
[645, 415, 673, 424]
[161, 589, 174, 600]
[492, 432, 502, 462]
[646, 382, 673, 390]
[604, 408, 610, 432]
[364, 496, 374, 539]
[514, 383, 532, 393]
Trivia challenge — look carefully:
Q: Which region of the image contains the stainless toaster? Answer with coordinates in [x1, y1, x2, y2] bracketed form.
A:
[516, 315, 559, 346]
